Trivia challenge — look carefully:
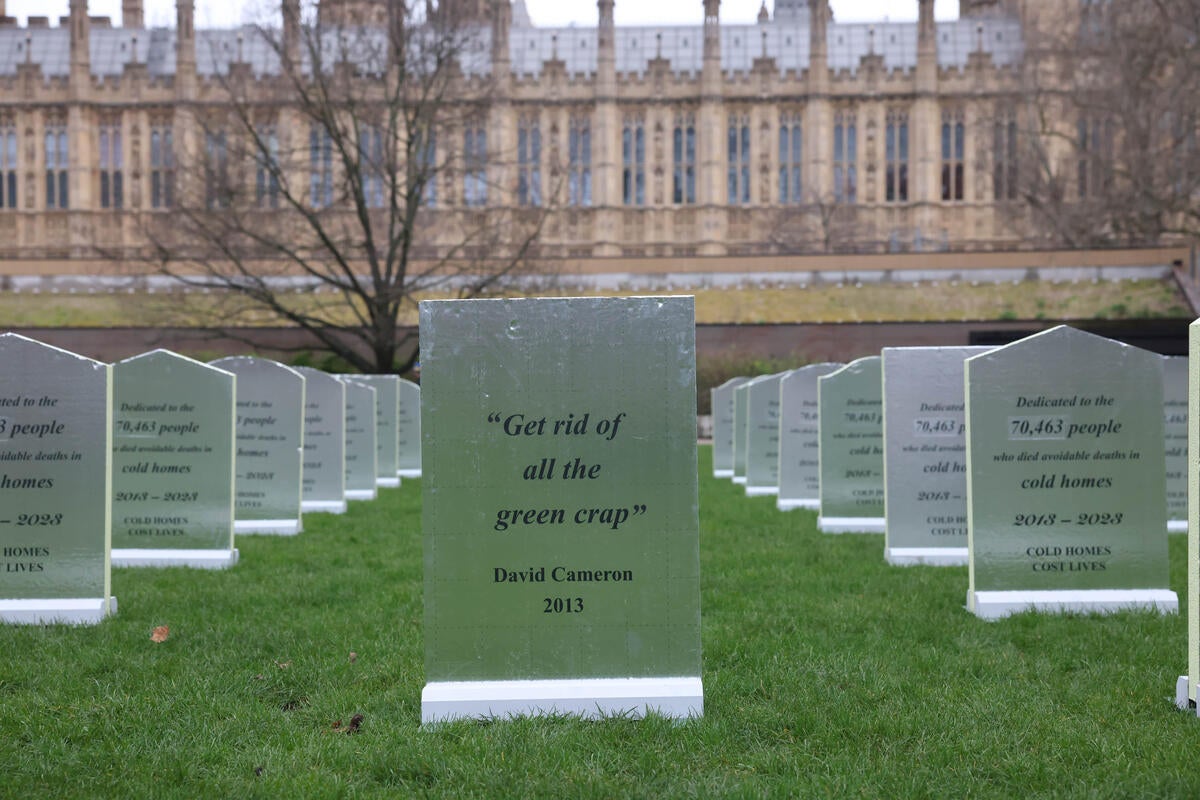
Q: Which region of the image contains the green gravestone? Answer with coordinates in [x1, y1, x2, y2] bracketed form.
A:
[745, 373, 787, 496]
[1163, 356, 1187, 534]
[351, 375, 400, 489]
[397, 378, 421, 478]
[882, 347, 989, 566]
[818, 356, 885, 534]
[777, 364, 842, 511]
[0, 334, 115, 624]
[294, 368, 347, 515]
[111, 350, 237, 569]
[732, 378, 760, 485]
[210, 357, 305, 536]
[420, 296, 703, 722]
[964, 326, 1176, 620]
[1183, 324, 1200, 710]
[711, 377, 749, 478]
[339, 379, 378, 501]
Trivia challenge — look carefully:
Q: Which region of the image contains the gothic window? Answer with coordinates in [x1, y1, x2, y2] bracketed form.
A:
[993, 108, 1018, 202]
[727, 114, 750, 205]
[463, 122, 487, 207]
[673, 113, 696, 205]
[205, 130, 229, 210]
[0, 119, 16, 211]
[886, 109, 909, 203]
[622, 116, 645, 206]
[833, 110, 856, 204]
[517, 115, 542, 207]
[255, 125, 280, 209]
[99, 118, 123, 210]
[310, 124, 334, 209]
[415, 128, 437, 207]
[45, 119, 68, 210]
[778, 112, 801, 205]
[568, 115, 592, 207]
[150, 119, 174, 209]
[941, 109, 964, 201]
[359, 124, 385, 209]
[1077, 116, 1112, 199]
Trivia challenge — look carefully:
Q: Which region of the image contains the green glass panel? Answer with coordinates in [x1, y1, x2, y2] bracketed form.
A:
[209, 357, 305, 524]
[294, 368, 346, 506]
[966, 326, 1169, 593]
[112, 350, 234, 550]
[732, 379, 759, 483]
[778, 364, 842, 505]
[882, 347, 989, 551]
[0, 334, 111, 600]
[340, 379, 378, 495]
[397, 379, 421, 475]
[818, 357, 883, 519]
[421, 297, 701, 682]
[746, 373, 785, 492]
[353, 375, 399, 481]
[711, 377, 749, 475]
[1163, 356, 1187, 524]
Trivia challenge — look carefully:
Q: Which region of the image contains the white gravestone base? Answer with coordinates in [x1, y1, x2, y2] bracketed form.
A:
[744, 486, 778, 497]
[112, 548, 239, 569]
[886, 547, 968, 566]
[345, 489, 378, 501]
[376, 477, 401, 488]
[1176, 676, 1193, 711]
[301, 500, 348, 514]
[778, 498, 819, 511]
[1169, 520, 1187, 534]
[818, 516, 886, 534]
[732, 476, 747, 485]
[235, 519, 301, 536]
[0, 597, 118, 625]
[397, 469, 421, 478]
[969, 589, 1178, 621]
[422, 677, 704, 724]
[713, 469, 733, 478]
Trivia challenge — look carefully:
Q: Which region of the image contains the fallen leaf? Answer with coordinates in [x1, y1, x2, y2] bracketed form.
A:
[274, 660, 292, 670]
[150, 626, 169, 643]
[331, 720, 342, 730]
[348, 651, 358, 664]
[346, 713, 364, 734]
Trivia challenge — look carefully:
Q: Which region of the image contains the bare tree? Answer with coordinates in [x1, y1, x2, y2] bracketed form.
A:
[1010, 0, 1200, 247]
[139, 0, 553, 373]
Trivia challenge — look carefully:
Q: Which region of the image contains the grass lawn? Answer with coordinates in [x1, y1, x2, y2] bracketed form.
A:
[1, 446, 1197, 797]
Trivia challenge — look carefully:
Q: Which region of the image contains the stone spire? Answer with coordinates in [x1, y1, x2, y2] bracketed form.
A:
[122, 0, 143, 28]
[491, 0, 511, 71]
[175, 0, 195, 96]
[282, 0, 300, 69]
[917, 0, 937, 90]
[69, 0, 90, 84]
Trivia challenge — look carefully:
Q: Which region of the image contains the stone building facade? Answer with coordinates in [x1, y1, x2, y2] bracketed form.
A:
[0, 0, 1090, 273]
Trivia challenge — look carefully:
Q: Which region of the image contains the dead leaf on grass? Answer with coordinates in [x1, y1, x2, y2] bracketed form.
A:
[348, 651, 357, 664]
[150, 625, 169, 643]
[346, 713, 364, 734]
[274, 660, 292, 669]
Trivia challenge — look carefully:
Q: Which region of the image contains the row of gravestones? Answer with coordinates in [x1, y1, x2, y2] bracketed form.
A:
[714, 325, 1183, 623]
[0, 334, 420, 625]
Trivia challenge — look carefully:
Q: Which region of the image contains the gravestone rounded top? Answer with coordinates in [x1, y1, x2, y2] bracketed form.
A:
[120, 348, 235, 378]
[209, 356, 305, 384]
[0, 332, 106, 372]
